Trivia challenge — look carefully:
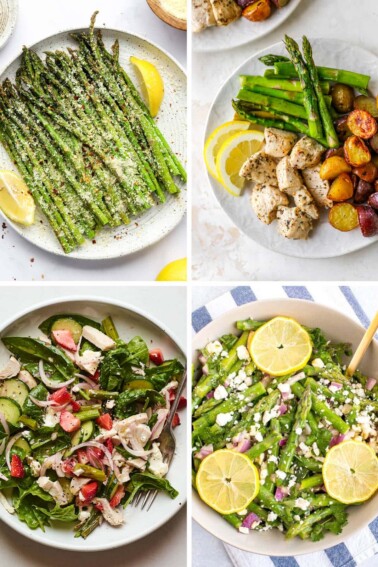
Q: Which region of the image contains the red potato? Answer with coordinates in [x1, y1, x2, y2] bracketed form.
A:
[334, 116, 353, 142]
[347, 110, 378, 139]
[368, 193, 378, 209]
[344, 136, 371, 167]
[375, 179, 378, 192]
[353, 162, 378, 183]
[369, 133, 378, 153]
[356, 205, 378, 236]
[354, 179, 375, 204]
[324, 148, 344, 160]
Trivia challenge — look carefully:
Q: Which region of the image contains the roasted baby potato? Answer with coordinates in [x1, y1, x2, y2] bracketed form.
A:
[354, 95, 378, 118]
[354, 179, 375, 204]
[324, 148, 344, 160]
[357, 205, 378, 236]
[270, 0, 290, 6]
[368, 192, 378, 210]
[334, 115, 353, 142]
[329, 203, 359, 232]
[369, 133, 378, 153]
[347, 110, 378, 139]
[320, 156, 352, 180]
[353, 162, 378, 183]
[344, 136, 371, 167]
[332, 84, 355, 114]
[242, 0, 271, 21]
[328, 173, 354, 202]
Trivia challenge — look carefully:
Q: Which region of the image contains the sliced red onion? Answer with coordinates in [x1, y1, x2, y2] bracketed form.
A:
[75, 373, 98, 389]
[287, 372, 306, 386]
[39, 451, 63, 477]
[72, 441, 114, 471]
[330, 382, 342, 391]
[279, 438, 287, 447]
[242, 512, 260, 529]
[202, 364, 209, 375]
[195, 444, 214, 460]
[0, 471, 8, 481]
[366, 378, 377, 391]
[206, 391, 214, 399]
[279, 404, 287, 415]
[151, 409, 169, 441]
[86, 447, 104, 471]
[329, 434, 345, 448]
[235, 439, 252, 453]
[281, 391, 290, 401]
[198, 354, 207, 365]
[39, 360, 75, 390]
[0, 412, 10, 436]
[275, 486, 289, 501]
[5, 432, 24, 470]
[29, 395, 58, 408]
[0, 438, 6, 456]
[72, 382, 92, 392]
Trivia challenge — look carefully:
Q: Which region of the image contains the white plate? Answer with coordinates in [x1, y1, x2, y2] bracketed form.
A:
[0, 297, 187, 551]
[205, 38, 378, 258]
[0, 27, 187, 260]
[192, 298, 378, 555]
[193, 0, 302, 53]
[0, 0, 18, 50]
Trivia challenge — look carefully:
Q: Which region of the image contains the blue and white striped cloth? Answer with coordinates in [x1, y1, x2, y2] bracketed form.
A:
[192, 285, 378, 567]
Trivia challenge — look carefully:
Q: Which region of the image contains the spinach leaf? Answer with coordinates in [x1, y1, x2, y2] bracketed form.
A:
[145, 359, 184, 391]
[3, 338, 75, 379]
[16, 495, 49, 530]
[36, 503, 78, 522]
[100, 337, 149, 391]
[114, 389, 165, 419]
[22, 384, 49, 423]
[125, 472, 178, 506]
[31, 430, 71, 461]
[126, 336, 149, 365]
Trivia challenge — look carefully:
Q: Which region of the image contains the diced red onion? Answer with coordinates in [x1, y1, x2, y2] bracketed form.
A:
[0, 412, 10, 436]
[39, 360, 75, 390]
[279, 404, 287, 415]
[206, 390, 214, 399]
[195, 444, 214, 460]
[75, 373, 98, 389]
[281, 391, 290, 401]
[235, 439, 252, 453]
[330, 382, 342, 391]
[72, 441, 114, 471]
[329, 434, 345, 448]
[287, 372, 306, 386]
[29, 395, 58, 408]
[279, 438, 287, 447]
[366, 378, 377, 391]
[242, 512, 260, 529]
[275, 486, 289, 501]
[5, 432, 24, 470]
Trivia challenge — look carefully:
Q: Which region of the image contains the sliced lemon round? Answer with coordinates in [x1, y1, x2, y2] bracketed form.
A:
[216, 130, 265, 197]
[130, 56, 164, 117]
[196, 449, 259, 515]
[323, 440, 378, 504]
[156, 258, 187, 281]
[0, 170, 35, 226]
[249, 316, 312, 377]
[204, 121, 250, 180]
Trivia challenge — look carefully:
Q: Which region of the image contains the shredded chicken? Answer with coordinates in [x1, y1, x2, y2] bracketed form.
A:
[82, 326, 116, 352]
[0, 356, 20, 379]
[75, 350, 102, 375]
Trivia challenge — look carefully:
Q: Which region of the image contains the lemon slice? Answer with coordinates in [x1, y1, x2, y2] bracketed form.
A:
[130, 56, 164, 117]
[196, 449, 259, 515]
[216, 130, 265, 196]
[156, 258, 187, 281]
[249, 316, 312, 376]
[204, 121, 250, 180]
[323, 440, 378, 504]
[0, 171, 35, 226]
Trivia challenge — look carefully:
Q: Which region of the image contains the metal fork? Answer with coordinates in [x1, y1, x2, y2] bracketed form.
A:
[134, 369, 187, 511]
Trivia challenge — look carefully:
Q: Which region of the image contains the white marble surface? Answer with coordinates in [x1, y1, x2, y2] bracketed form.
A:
[0, 284, 187, 567]
[192, 0, 378, 281]
[0, 0, 187, 281]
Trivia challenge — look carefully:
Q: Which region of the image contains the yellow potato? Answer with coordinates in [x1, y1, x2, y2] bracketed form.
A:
[320, 156, 352, 180]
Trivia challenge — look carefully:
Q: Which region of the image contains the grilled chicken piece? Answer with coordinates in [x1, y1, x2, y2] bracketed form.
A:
[192, 0, 216, 32]
[276, 156, 303, 194]
[277, 206, 314, 239]
[290, 136, 325, 169]
[240, 151, 278, 186]
[251, 184, 289, 225]
[302, 164, 332, 208]
[264, 128, 297, 158]
[210, 0, 242, 27]
[293, 186, 319, 220]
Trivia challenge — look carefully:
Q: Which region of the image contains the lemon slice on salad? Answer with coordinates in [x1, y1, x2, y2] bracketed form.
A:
[323, 440, 378, 504]
[0, 170, 35, 226]
[204, 120, 250, 180]
[130, 56, 164, 117]
[196, 449, 260, 515]
[249, 316, 312, 377]
[216, 130, 265, 196]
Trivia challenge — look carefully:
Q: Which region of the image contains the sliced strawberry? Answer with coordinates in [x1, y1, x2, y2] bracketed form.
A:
[92, 370, 100, 383]
[70, 399, 81, 412]
[60, 410, 81, 433]
[149, 349, 164, 366]
[10, 454, 24, 478]
[96, 413, 113, 430]
[49, 386, 72, 405]
[110, 486, 125, 508]
[77, 449, 89, 465]
[178, 396, 187, 410]
[80, 481, 98, 504]
[52, 329, 77, 352]
[105, 438, 114, 454]
[61, 457, 77, 476]
[172, 412, 181, 428]
[168, 388, 176, 402]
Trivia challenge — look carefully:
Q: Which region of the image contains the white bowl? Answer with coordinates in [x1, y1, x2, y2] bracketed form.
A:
[0, 297, 187, 551]
[192, 298, 378, 555]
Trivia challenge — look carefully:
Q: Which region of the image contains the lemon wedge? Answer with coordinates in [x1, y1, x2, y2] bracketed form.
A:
[216, 130, 265, 196]
[196, 449, 260, 515]
[323, 440, 378, 504]
[130, 56, 164, 117]
[156, 258, 187, 281]
[204, 120, 250, 180]
[249, 316, 312, 377]
[0, 170, 35, 226]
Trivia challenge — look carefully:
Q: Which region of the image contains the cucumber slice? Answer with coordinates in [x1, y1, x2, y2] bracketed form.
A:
[71, 420, 94, 446]
[39, 314, 101, 338]
[123, 379, 154, 391]
[0, 397, 21, 426]
[59, 478, 74, 503]
[14, 437, 31, 455]
[51, 318, 83, 344]
[0, 379, 30, 407]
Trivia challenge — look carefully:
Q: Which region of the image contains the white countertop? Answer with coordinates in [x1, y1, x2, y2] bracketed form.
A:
[192, 0, 378, 281]
[0, 0, 187, 281]
[0, 284, 187, 566]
